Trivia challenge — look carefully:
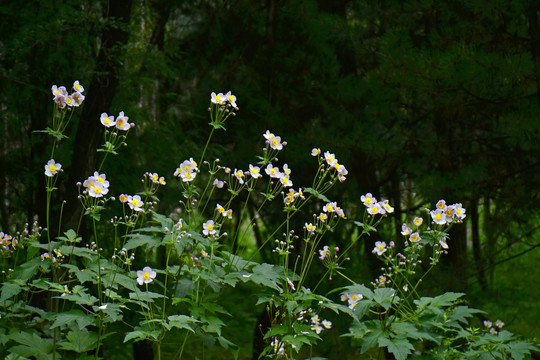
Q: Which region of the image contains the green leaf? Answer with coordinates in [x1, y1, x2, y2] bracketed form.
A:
[391, 321, 438, 343]
[124, 329, 160, 343]
[51, 310, 95, 330]
[448, 305, 484, 324]
[57, 229, 81, 243]
[303, 187, 330, 202]
[8, 332, 55, 360]
[58, 329, 98, 352]
[249, 263, 283, 291]
[373, 288, 398, 310]
[343, 284, 374, 299]
[509, 341, 539, 360]
[202, 315, 225, 336]
[352, 221, 377, 235]
[11, 258, 42, 282]
[123, 234, 161, 250]
[378, 336, 415, 360]
[360, 320, 385, 354]
[0, 282, 23, 302]
[165, 315, 198, 332]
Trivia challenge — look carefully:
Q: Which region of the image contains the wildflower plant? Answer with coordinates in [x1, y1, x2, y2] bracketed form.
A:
[0, 83, 537, 360]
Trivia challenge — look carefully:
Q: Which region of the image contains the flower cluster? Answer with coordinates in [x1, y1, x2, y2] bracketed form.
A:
[83, 171, 110, 198]
[361, 193, 394, 215]
[210, 91, 238, 109]
[341, 293, 363, 310]
[119, 194, 144, 212]
[174, 158, 198, 182]
[0, 232, 16, 250]
[483, 319, 504, 335]
[51, 81, 85, 108]
[100, 111, 133, 131]
[310, 314, 332, 334]
[430, 200, 466, 225]
[284, 188, 304, 206]
[216, 204, 233, 219]
[311, 149, 348, 182]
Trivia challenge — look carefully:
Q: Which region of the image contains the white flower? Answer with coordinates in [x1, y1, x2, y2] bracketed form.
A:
[382, 200, 394, 213]
[225, 91, 237, 108]
[213, 178, 224, 188]
[100, 112, 116, 127]
[495, 319, 504, 328]
[324, 151, 337, 166]
[265, 164, 281, 178]
[279, 174, 292, 187]
[311, 148, 321, 156]
[263, 130, 274, 140]
[322, 320, 332, 329]
[319, 245, 330, 260]
[88, 182, 108, 198]
[233, 168, 244, 184]
[137, 266, 156, 285]
[323, 202, 337, 213]
[269, 135, 283, 150]
[439, 239, 448, 249]
[216, 203, 226, 214]
[367, 203, 383, 215]
[128, 195, 144, 212]
[361, 193, 376, 206]
[44, 159, 62, 177]
[98, 304, 108, 310]
[282, 164, 291, 176]
[202, 220, 216, 236]
[373, 241, 387, 255]
[115, 111, 130, 131]
[401, 224, 412, 236]
[305, 222, 316, 232]
[453, 203, 466, 220]
[249, 164, 262, 179]
[211, 92, 226, 105]
[311, 315, 320, 324]
[430, 209, 447, 225]
[311, 324, 323, 334]
[180, 170, 196, 182]
[73, 80, 85, 93]
[413, 217, 423, 226]
[436, 199, 447, 210]
[409, 232, 421, 243]
[51, 85, 67, 97]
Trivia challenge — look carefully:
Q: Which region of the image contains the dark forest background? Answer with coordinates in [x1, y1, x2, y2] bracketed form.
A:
[1, 0, 539, 357]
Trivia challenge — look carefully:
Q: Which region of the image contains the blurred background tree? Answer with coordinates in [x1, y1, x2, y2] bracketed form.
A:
[1, 0, 539, 358]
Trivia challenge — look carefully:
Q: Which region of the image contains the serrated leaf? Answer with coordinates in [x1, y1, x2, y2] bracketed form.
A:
[123, 330, 160, 343]
[8, 332, 55, 360]
[303, 187, 330, 202]
[11, 258, 42, 282]
[123, 234, 161, 250]
[509, 341, 538, 360]
[1, 282, 23, 302]
[378, 336, 414, 360]
[51, 310, 95, 330]
[360, 320, 385, 354]
[165, 315, 198, 332]
[249, 263, 282, 291]
[373, 288, 398, 310]
[58, 329, 98, 352]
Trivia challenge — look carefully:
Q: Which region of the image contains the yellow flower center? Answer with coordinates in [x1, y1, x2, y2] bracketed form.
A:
[218, 206, 225, 213]
[119, 195, 127, 202]
[378, 244, 384, 251]
[97, 177, 104, 183]
[328, 156, 334, 162]
[153, 175, 158, 181]
[185, 173, 192, 179]
[327, 205, 333, 211]
[435, 214, 442, 220]
[75, 84, 81, 90]
[270, 169, 277, 175]
[236, 170, 243, 177]
[308, 224, 313, 230]
[50, 165, 57, 172]
[216, 95, 222, 102]
[66, 97, 72, 104]
[351, 294, 358, 301]
[184, 165, 191, 171]
[228, 95, 235, 102]
[117, 119, 124, 127]
[371, 206, 378, 213]
[272, 139, 278, 146]
[207, 224, 214, 231]
[94, 186, 102, 194]
[132, 199, 139, 206]
[366, 198, 372, 204]
[104, 118, 110, 124]
[252, 168, 258, 174]
[142, 272, 151, 280]
[437, 203, 444, 209]
[457, 208, 462, 214]
[282, 177, 289, 183]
